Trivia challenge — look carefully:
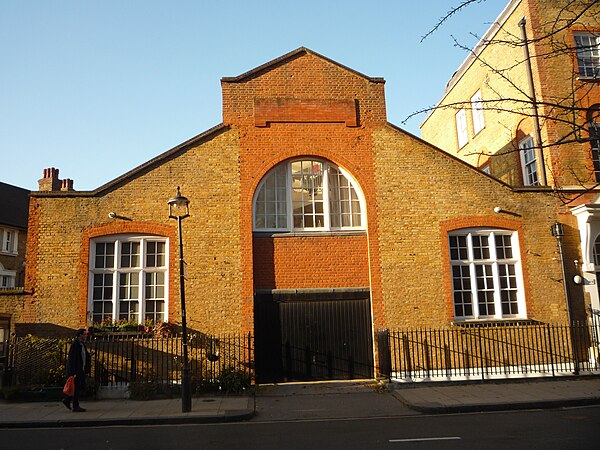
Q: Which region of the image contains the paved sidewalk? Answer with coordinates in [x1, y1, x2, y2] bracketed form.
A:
[391, 376, 600, 413]
[0, 395, 255, 428]
[1, 377, 600, 428]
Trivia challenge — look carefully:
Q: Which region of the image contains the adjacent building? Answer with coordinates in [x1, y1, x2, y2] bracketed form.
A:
[420, 0, 600, 317]
[0, 181, 29, 367]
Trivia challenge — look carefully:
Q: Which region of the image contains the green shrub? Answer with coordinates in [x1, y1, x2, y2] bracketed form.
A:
[128, 370, 178, 400]
[217, 368, 251, 394]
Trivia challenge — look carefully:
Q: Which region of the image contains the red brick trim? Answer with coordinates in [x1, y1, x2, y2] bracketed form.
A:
[24, 199, 40, 293]
[78, 222, 176, 326]
[439, 216, 530, 323]
[254, 98, 358, 127]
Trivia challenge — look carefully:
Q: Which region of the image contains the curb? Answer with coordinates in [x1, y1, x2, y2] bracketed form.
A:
[0, 410, 256, 429]
[395, 396, 600, 414]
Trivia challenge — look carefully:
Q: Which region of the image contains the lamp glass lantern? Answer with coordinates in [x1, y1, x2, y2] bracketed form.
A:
[551, 222, 564, 238]
[168, 186, 190, 219]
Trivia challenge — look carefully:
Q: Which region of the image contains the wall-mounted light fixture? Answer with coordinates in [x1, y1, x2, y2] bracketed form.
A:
[551, 221, 564, 238]
[107, 212, 132, 221]
[493, 206, 521, 217]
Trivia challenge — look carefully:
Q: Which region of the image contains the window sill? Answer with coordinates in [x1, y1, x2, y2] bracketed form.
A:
[452, 318, 539, 328]
[0, 251, 18, 257]
[577, 76, 600, 82]
[0, 287, 25, 294]
[253, 230, 367, 238]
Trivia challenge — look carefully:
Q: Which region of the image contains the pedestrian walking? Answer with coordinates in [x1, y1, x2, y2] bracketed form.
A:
[62, 328, 91, 412]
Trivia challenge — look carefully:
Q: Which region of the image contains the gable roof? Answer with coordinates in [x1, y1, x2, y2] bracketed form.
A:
[32, 124, 230, 198]
[0, 182, 30, 229]
[221, 47, 385, 84]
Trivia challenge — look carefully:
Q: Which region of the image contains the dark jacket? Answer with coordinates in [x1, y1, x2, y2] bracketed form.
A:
[66, 338, 91, 377]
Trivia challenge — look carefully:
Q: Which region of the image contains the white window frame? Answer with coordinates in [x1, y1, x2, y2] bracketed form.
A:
[0, 263, 16, 289]
[88, 235, 169, 325]
[0, 228, 18, 255]
[574, 32, 600, 79]
[471, 90, 485, 135]
[589, 122, 600, 181]
[456, 108, 468, 149]
[449, 228, 526, 322]
[519, 136, 539, 186]
[253, 159, 366, 232]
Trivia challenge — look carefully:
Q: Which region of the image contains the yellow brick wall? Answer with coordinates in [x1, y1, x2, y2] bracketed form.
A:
[26, 130, 243, 335]
[373, 125, 573, 326]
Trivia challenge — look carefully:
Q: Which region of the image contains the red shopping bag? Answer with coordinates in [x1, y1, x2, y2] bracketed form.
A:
[63, 376, 75, 396]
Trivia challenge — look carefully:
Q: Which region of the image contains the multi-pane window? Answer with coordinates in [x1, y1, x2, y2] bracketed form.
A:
[589, 122, 600, 181]
[456, 108, 468, 149]
[519, 136, 539, 186]
[292, 160, 325, 228]
[0, 263, 16, 289]
[449, 229, 524, 321]
[574, 32, 600, 78]
[0, 228, 18, 255]
[592, 234, 600, 266]
[89, 236, 168, 324]
[253, 159, 365, 232]
[471, 90, 485, 135]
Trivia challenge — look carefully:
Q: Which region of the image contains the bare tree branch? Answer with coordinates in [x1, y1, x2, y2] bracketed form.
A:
[412, 1, 600, 202]
[421, 0, 486, 43]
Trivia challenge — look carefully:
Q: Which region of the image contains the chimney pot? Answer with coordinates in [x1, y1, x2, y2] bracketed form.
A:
[38, 167, 65, 191]
[60, 178, 74, 191]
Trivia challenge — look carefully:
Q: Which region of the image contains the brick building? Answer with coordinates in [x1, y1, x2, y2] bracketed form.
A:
[0, 181, 29, 366]
[13, 48, 578, 381]
[421, 0, 600, 318]
[0, 182, 29, 290]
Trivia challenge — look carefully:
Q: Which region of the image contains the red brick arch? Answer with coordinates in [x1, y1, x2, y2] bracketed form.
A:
[247, 152, 369, 205]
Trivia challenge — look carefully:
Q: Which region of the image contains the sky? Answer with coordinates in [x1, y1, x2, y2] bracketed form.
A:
[1, 0, 506, 191]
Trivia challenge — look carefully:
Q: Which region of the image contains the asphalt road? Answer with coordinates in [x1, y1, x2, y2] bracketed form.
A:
[2, 405, 599, 450]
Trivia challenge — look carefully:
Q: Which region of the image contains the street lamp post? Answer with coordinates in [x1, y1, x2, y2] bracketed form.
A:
[168, 186, 192, 412]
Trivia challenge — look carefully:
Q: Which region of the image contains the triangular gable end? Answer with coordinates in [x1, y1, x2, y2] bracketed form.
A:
[221, 47, 387, 128]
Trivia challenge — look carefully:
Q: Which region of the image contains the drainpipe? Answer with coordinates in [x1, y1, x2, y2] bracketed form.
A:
[519, 17, 548, 186]
[551, 222, 580, 375]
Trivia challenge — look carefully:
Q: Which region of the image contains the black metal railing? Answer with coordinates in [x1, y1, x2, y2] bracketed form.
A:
[3, 332, 253, 389]
[377, 316, 600, 382]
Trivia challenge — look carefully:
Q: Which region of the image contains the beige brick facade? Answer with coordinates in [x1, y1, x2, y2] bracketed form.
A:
[6, 48, 576, 379]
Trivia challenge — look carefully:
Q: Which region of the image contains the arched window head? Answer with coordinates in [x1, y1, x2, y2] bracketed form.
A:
[253, 159, 366, 232]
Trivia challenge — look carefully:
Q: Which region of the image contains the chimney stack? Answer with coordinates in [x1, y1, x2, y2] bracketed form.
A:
[38, 168, 75, 192]
[61, 178, 74, 192]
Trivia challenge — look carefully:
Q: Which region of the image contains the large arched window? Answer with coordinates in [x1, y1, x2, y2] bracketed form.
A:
[253, 159, 365, 232]
[88, 234, 168, 325]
